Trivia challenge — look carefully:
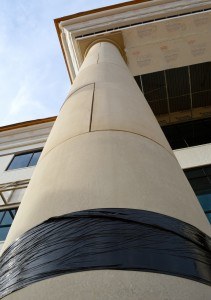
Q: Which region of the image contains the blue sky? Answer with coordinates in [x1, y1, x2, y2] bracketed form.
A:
[0, 0, 126, 126]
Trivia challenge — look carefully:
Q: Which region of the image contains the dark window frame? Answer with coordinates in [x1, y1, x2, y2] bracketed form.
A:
[135, 62, 211, 118]
[161, 117, 211, 150]
[6, 149, 42, 171]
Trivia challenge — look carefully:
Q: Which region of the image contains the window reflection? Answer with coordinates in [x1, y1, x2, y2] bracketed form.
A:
[0, 209, 18, 241]
[184, 165, 211, 224]
[7, 150, 42, 170]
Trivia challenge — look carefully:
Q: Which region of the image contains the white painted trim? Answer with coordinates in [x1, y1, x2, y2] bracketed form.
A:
[0, 121, 54, 138]
[0, 141, 46, 156]
[64, 1, 210, 34]
[60, 0, 207, 30]
[61, 31, 77, 79]
[174, 143, 211, 169]
[0, 122, 54, 156]
[76, 10, 211, 41]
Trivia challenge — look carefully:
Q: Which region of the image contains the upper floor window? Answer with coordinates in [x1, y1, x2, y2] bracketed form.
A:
[162, 117, 211, 150]
[7, 150, 42, 171]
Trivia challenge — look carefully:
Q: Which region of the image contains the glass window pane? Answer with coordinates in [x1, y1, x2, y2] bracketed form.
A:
[166, 67, 189, 97]
[1, 211, 13, 226]
[184, 165, 211, 224]
[161, 117, 211, 150]
[190, 62, 211, 93]
[205, 213, 211, 223]
[28, 151, 41, 167]
[142, 71, 166, 102]
[0, 227, 10, 241]
[0, 209, 17, 241]
[11, 209, 17, 217]
[197, 194, 211, 212]
[188, 177, 210, 193]
[204, 166, 211, 176]
[0, 211, 4, 223]
[7, 153, 33, 170]
[185, 168, 205, 179]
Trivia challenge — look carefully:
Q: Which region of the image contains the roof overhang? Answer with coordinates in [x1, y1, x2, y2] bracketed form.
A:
[55, 0, 211, 82]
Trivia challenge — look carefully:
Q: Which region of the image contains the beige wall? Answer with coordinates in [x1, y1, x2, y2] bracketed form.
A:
[0, 122, 53, 184]
[0, 123, 53, 244]
[0, 154, 34, 184]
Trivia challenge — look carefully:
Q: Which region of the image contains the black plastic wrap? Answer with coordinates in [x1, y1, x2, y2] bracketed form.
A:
[0, 208, 211, 298]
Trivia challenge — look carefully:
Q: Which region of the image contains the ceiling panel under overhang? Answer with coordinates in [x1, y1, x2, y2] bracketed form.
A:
[123, 11, 211, 76]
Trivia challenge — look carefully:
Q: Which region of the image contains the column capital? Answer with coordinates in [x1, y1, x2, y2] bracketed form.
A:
[84, 37, 127, 63]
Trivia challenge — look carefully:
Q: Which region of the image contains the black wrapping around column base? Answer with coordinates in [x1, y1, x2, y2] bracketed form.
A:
[0, 208, 211, 298]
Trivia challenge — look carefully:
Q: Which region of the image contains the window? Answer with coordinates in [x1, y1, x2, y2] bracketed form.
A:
[162, 118, 211, 150]
[184, 165, 211, 223]
[7, 150, 42, 170]
[135, 62, 211, 119]
[0, 209, 18, 241]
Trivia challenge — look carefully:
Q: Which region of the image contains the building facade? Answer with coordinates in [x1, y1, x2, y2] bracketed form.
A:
[0, 118, 55, 252]
[0, 0, 211, 299]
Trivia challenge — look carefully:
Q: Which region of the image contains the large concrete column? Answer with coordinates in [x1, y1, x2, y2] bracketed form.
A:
[2, 42, 211, 299]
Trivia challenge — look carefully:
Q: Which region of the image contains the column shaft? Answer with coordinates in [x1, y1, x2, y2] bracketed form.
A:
[1, 42, 211, 300]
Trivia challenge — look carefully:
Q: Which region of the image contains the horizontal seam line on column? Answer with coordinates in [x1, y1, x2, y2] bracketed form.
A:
[61, 62, 131, 110]
[66, 61, 129, 101]
[39, 129, 176, 163]
[80, 61, 128, 72]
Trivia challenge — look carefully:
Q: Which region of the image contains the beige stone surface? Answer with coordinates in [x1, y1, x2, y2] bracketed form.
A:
[43, 42, 171, 158]
[4, 270, 211, 300]
[41, 84, 94, 157]
[3, 131, 210, 251]
[91, 81, 170, 151]
[2, 41, 211, 299]
[78, 43, 170, 154]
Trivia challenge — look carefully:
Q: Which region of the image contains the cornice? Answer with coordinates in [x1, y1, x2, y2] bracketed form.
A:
[54, 0, 151, 83]
[54, 0, 211, 82]
[0, 117, 56, 133]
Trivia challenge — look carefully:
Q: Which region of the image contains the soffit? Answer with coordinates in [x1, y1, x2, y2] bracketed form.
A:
[56, 0, 211, 125]
[55, 0, 211, 81]
[123, 10, 211, 76]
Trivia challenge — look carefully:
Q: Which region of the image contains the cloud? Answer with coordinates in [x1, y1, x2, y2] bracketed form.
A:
[9, 83, 47, 116]
[9, 85, 31, 115]
[2, 79, 53, 125]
